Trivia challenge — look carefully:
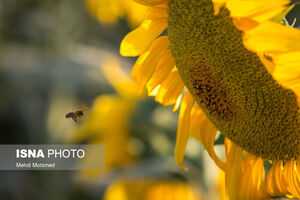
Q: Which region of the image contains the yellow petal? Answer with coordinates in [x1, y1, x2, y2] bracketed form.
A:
[283, 160, 300, 198]
[218, 171, 229, 200]
[224, 141, 268, 199]
[232, 18, 259, 31]
[146, 50, 175, 93]
[174, 91, 194, 170]
[133, 0, 168, 6]
[189, 104, 226, 170]
[146, 7, 167, 19]
[240, 155, 269, 200]
[211, 0, 227, 15]
[212, 0, 227, 4]
[271, 51, 300, 97]
[123, 0, 149, 28]
[240, 156, 253, 197]
[271, 4, 295, 24]
[201, 118, 225, 171]
[257, 53, 275, 74]
[274, 51, 300, 71]
[243, 21, 300, 54]
[225, 139, 244, 200]
[155, 70, 185, 106]
[267, 161, 289, 196]
[120, 17, 167, 56]
[172, 94, 183, 112]
[189, 104, 205, 142]
[131, 36, 169, 93]
[226, 0, 289, 23]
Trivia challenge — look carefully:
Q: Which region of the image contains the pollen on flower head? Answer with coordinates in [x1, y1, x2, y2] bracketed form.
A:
[167, 0, 300, 161]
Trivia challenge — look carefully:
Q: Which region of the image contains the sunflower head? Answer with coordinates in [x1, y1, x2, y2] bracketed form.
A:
[167, 0, 299, 161]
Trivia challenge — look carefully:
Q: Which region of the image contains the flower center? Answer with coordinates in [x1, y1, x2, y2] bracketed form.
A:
[168, 0, 300, 161]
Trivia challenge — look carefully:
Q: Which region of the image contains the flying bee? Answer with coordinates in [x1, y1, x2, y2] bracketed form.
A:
[65, 110, 84, 122]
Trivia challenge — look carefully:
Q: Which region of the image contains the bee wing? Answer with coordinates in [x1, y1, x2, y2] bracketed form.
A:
[68, 103, 89, 113]
[77, 103, 89, 112]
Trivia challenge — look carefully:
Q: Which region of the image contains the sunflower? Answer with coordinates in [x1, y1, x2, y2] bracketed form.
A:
[120, 0, 300, 199]
[86, 0, 148, 27]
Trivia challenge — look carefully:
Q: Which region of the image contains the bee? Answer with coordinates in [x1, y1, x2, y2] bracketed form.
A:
[65, 110, 84, 122]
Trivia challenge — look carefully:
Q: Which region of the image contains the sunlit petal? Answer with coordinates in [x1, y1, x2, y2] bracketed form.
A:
[120, 18, 167, 56]
[146, 50, 175, 93]
[226, 0, 289, 23]
[155, 70, 184, 106]
[131, 36, 169, 93]
[175, 91, 194, 170]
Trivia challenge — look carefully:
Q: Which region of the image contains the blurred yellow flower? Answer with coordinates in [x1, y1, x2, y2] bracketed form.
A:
[86, 0, 148, 27]
[104, 179, 201, 200]
[120, 0, 300, 199]
[217, 171, 228, 200]
[70, 58, 142, 181]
